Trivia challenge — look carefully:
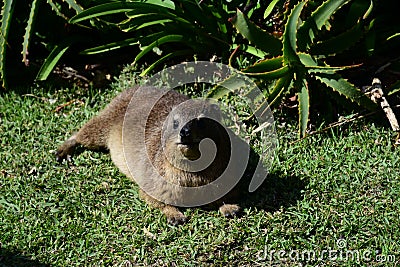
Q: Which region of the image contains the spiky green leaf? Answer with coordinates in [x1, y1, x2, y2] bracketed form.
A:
[242, 56, 289, 79]
[241, 66, 289, 80]
[314, 73, 376, 111]
[230, 9, 281, 56]
[207, 73, 250, 100]
[282, 2, 305, 65]
[297, 0, 351, 51]
[298, 79, 310, 137]
[231, 44, 268, 59]
[298, 53, 360, 73]
[0, 0, 15, 89]
[243, 56, 284, 73]
[268, 75, 293, 107]
[310, 23, 364, 56]
[22, 0, 40, 66]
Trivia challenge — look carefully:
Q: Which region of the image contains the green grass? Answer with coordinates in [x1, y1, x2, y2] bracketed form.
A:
[1, 84, 399, 266]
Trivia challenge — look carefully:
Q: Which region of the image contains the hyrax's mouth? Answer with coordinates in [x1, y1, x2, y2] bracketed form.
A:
[177, 142, 201, 160]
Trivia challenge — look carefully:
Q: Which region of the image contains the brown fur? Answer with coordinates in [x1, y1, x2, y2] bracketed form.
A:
[57, 86, 240, 225]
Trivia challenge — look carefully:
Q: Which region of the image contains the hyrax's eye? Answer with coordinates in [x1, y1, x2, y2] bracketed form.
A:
[173, 119, 179, 129]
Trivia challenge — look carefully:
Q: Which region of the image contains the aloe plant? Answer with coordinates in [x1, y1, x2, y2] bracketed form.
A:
[0, 0, 86, 88]
[226, 0, 379, 137]
[1, 0, 238, 88]
[1, 0, 399, 100]
[68, 1, 234, 76]
[1, 0, 15, 89]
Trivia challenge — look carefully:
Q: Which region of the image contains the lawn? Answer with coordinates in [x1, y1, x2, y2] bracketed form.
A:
[0, 82, 399, 266]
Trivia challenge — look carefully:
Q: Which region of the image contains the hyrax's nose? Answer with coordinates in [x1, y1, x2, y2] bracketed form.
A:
[180, 120, 194, 139]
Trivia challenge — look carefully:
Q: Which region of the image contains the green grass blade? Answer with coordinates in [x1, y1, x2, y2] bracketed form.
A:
[230, 9, 281, 56]
[264, 0, 280, 19]
[141, 0, 175, 9]
[70, 2, 173, 24]
[0, 0, 15, 89]
[64, 0, 82, 13]
[121, 16, 172, 32]
[80, 37, 139, 55]
[345, 0, 373, 27]
[282, 1, 305, 65]
[388, 80, 400, 96]
[314, 73, 377, 111]
[174, 0, 221, 36]
[298, 79, 310, 137]
[298, 0, 351, 50]
[133, 34, 184, 65]
[22, 0, 40, 66]
[387, 33, 400, 41]
[46, 0, 68, 19]
[36, 40, 71, 81]
[140, 49, 192, 77]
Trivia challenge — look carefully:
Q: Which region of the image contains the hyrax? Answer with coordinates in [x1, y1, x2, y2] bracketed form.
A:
[57, 86, 243, 225]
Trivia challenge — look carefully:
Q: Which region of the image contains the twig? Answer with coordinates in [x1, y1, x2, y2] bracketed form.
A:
[228, 45, 241, 68]
[289, 111, 377, 145]
[365, 78, 400, 146]
[369, 78, 399, 131]
[55, 99, 84, 113]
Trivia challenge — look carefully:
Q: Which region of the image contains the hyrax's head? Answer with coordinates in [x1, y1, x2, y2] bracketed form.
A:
[161, 99, 229, 170]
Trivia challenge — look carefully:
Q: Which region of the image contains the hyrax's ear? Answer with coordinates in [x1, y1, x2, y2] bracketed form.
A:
[210, 103, 219, 111]
[207, 103, 221, 116]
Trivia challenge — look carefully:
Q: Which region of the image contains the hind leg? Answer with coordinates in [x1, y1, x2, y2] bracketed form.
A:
[139, 189, 187, 226]
[56, 133, 78, 162]
[56, 117, 110, 162]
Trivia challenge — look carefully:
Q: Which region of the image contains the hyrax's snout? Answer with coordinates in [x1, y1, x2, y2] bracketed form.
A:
[179, 118, 205, 144]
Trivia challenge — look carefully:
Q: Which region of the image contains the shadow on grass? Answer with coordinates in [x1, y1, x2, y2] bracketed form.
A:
[0, 248, 50, 267]
[242, 170, 307, 212]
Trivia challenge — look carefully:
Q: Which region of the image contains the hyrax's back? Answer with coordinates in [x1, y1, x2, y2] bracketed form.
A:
[72, 87, 140, 150]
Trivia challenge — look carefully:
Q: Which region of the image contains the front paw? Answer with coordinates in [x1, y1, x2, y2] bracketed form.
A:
[166, 212, 187, 226]
[219, 204, 241, 218]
